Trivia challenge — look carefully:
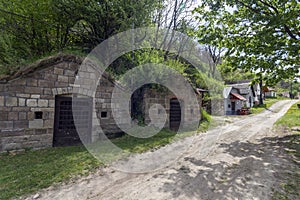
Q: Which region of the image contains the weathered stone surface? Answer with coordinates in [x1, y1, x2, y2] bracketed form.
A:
[19, 112, 27, 120]
[19, 98, 26, 106]
[55, 82, 68, 87]
[0, 96, 4, 106]
[25, 87, 42, 94]
[34, 129, 47, 135]
[0, 121, 13, 130]
[31, 94, 40, 99]
[43, 88, 52, 95]
[13, 121, 28, 129]
[68, 77, 76, 84]
[54, 67, 64, 75]
[29, 119, 43, 128]
[12, 107, 30, 112]
[49, 100, 55, 107]
[8, 112, 18, 120]
[26, 79, 38, 86]
[6, 97, 18, 107]
[2, 143, 22, 151]
[27, 99, 37, 107]
[27, 112, 34, 120]
[0, 111, 8, 120]
[38, 99, 48, 107]
[44, 120, 53, 128]
[17, 93, 30, 98]
[38, 80, 54, 87]
[58, 75, 69, 83]
[12, 79, 26, 86]
[61, 88, 68, 94]
[0, 130, 25, 137]
[64, 69, 75, 76]
[44, 73, 57, 80]
[31, 108, 53, 112]
[8, 85, 25, 93]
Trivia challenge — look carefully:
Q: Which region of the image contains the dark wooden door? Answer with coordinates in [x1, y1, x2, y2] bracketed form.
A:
[231, 101, 235, 111]
[53, 96, 92, 147]
[170, 98, 181, 131]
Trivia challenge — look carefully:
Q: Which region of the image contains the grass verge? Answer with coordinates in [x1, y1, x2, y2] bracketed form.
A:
[0, 115, 211, 200]
[0, 146, 100, 200]
[275, 101, 300, 128]
[271, 101, 300, 200]
[250, 97, 286, 114]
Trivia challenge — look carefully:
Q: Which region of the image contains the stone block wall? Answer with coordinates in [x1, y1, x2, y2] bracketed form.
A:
[0, 54, 130, 152]
[143, 87, 201, 130]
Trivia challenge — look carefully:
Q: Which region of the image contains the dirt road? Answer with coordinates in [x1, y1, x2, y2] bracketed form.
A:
[27, 100, 299, 200]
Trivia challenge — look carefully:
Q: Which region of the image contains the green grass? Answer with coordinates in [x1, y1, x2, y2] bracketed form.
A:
[276, 101, 300, 128]
[0, 145, 100, 200]
[87, 127, 206, 164]
[198, 109, 213, 131]
[250, 97, 284, 114]
[113, 129, 177, 153]
[0, 120, 211, 200]
[271, 101, 300, 199]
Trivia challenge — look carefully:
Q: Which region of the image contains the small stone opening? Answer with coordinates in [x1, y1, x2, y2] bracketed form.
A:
[101, 111, 108, 118]
[34, 111, 43, 119]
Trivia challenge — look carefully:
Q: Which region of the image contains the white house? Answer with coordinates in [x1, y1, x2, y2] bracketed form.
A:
[263, 86, 276, 98]
[223, 82, 261, 115]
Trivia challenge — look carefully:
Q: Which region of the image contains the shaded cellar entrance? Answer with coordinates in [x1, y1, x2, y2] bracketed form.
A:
[169, 98, 181, 131]
[53, 96, 92, 147]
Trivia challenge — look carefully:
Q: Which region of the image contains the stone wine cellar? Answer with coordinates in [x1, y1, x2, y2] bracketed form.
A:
[0, 54, 201, 152]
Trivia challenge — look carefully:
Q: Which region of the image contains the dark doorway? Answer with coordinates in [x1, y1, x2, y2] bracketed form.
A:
[231, 101, 236, 114]
[170, 98, 181, 131]
[53, 96, 92, 147]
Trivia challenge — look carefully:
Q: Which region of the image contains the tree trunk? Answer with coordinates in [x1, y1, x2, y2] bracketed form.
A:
[259, 78, 264, 105]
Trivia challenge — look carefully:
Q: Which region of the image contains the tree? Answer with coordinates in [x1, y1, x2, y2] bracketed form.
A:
[193, 0, 300, 85]
[0, 0, 162, 71]
[153, 0, 197, 59]
[200, 44, 225, 79]
[0, 0, 58, 62]
[53, 0, 161, 51]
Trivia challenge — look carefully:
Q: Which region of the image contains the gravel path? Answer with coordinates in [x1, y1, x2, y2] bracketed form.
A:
[26, 100, 299, 200]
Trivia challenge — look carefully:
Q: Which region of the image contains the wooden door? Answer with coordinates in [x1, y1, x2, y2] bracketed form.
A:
[53, 96, 92, 147]
[169, 98, 181, 131]
[231, 101, 235, 111]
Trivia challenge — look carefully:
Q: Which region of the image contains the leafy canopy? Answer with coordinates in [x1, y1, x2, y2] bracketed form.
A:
[193, 0, 300, 85]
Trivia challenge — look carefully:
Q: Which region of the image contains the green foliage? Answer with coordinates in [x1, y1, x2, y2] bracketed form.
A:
[201, 109, 212, 122]
[218, 63, 255, 83]
[0, 0, 161, 72]
[276, 101, 300, 127]
[193, 0, 300, 85]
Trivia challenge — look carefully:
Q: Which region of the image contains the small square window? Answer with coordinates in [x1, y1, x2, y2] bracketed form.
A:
[35, 111, 43, 119]
[101, 112, 108, 118]
[228, 104, 231, 108]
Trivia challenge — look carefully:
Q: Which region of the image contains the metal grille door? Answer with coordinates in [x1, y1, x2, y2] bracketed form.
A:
[169, 98, 181, 131]
[53, 96, 92, 147]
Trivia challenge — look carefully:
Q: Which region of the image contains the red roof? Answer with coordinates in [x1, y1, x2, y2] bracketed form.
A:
[230, 92, 247, 101]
